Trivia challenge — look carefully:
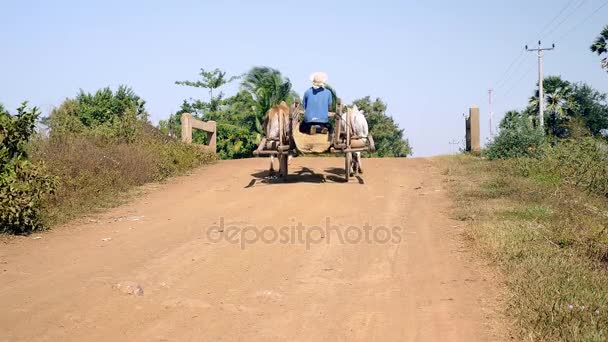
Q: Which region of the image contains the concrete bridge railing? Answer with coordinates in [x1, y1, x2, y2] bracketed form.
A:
[181, 113, 216, 153]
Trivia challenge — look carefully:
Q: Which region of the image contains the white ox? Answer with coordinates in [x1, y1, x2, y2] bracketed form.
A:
[341, 104, 369, 175]
[263, 101, 292, 173]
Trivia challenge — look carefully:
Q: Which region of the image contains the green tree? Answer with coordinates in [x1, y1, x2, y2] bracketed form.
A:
[206, 90, 262, 159]
[169, 67, 278, 159]
[500, 110, 527, 131]
[241, 67, 294, 117]
[351, 97, 412, 157]
[487, 112, 546, 160]
[158, 100, 197, 139]
[176, 68, 242, 114]
[571, 82, 608, 136]
[590, 25, 608, 72]
[167, 67, 412, 159]
[74, 86, 147, 126]
[158, 112, 182, 139]
[527, 76, 578, 137]
[1, 103, 57, 233]
[526, 76, 608, 139]
[48, 86, 148, 143]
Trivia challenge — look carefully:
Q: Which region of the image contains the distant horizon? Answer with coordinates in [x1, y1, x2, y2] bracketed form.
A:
[1, 0, 607, 157]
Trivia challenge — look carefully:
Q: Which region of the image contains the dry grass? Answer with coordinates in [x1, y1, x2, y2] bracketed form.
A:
[442, 154, 608, 341]
[30, 133, 216, 226]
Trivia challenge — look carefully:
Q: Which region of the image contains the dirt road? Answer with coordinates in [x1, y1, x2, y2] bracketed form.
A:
[0, 157, 499, 341]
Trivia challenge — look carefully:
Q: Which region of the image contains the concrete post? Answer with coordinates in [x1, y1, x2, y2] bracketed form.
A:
[181, 113, 193, 144]
[206, 121, 216, 153]
[466, 107, 480, 152]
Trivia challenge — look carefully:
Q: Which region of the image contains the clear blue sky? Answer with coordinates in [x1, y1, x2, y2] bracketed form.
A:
[1, 0, 607, 156]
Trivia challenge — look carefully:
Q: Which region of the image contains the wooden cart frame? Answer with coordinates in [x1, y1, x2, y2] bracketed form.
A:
[253, 98, 375, 182]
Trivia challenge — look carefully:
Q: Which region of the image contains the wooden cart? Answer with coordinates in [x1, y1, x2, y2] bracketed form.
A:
[253, 98, 375, 182]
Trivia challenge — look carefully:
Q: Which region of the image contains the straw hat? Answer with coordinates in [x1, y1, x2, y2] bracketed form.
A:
[310, 72, 328, 89]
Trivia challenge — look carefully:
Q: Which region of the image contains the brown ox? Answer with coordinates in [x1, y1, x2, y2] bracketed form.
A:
[262, 101, 292, 173]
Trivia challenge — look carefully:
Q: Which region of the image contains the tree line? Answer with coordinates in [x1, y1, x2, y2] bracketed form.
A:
[487, 25, 608, 159]
[159, 66, 412, 159]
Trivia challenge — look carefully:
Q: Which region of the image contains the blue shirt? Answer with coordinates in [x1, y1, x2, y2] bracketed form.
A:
[303, 87, 332, 123]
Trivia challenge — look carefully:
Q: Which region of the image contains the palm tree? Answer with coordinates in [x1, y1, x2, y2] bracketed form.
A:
[241, 67, 293, 116]
[590, 25, 608, 71]
[500, 110, 524, 131]
[545, 85, 577, 119]
[528, 76, 577, 136]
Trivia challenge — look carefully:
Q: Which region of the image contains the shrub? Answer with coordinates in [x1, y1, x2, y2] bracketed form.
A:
[0, 103, 57, 234]
[486, 114, 546, 160]
[534, 138, 608, 197]
[71, 86, 148, 127]
[447, 155, 608, 340]
[47, 86, 147, 143]
[1, 88, 216, 233]
[30, 125, 215, 225]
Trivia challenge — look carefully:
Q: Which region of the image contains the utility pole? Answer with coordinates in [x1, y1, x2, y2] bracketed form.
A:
[526, 41, 555, 128]
[488, 88, 493, 137]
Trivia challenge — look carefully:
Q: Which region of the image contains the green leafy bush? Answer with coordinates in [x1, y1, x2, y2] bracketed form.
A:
[447, 155, 608, 340]
[1, 103, 57, 234]
[29, 86, 217, 226]
[351, 96, 412, 157]
[47, 86, 147, 143]
[530, 138, 608, 197]
[486, 113, 546, 160]
[32, 88, 216, 226]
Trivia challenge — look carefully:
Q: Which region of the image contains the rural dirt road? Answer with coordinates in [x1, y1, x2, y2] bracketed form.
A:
[0, 157, 501, 341]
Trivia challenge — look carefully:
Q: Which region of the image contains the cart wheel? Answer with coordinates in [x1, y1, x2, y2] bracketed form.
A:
[279, 153, 289, 178]
[345, 152, 352, 182]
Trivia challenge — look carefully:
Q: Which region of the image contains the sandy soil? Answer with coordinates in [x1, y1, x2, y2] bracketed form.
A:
[0, 157, 501, 341]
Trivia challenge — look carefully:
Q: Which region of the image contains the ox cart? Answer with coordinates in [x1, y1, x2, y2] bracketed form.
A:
[253, 98, 375, 182]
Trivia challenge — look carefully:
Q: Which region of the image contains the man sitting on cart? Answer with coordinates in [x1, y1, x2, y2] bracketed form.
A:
[301, 72, 333, 135]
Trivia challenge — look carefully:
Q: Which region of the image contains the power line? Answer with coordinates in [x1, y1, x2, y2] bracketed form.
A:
[497, 61, 536, 101]
[537, 0, 576, 39]
[490, 1, 581, 92]
[542, 0, 588, 40]
[486, 0, 585, 123]
[555, 0, 608, 42]
[488, 61, 533, 132]
[493, 50, 526, 89]
[495, 52, 528, 90]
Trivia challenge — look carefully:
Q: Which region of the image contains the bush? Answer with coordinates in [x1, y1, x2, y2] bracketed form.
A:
[46, 86, 147, 143]
[523, 138, 608, 197]
[447, 155, 608, 340]
[352, 97, 413, 157]
[486, 115, 546, 160]
[0, 87, 217, 232]
[0, 103, 57, 234]
[30, 125, 215, 225]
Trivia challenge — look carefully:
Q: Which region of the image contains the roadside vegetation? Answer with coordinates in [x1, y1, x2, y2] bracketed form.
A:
[2, 66, 411, 235]
[445, 29, 608, 341]
[1, 87, 215, 234]
[446, 153, 608, 341]
[160, 67, 412, 159]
